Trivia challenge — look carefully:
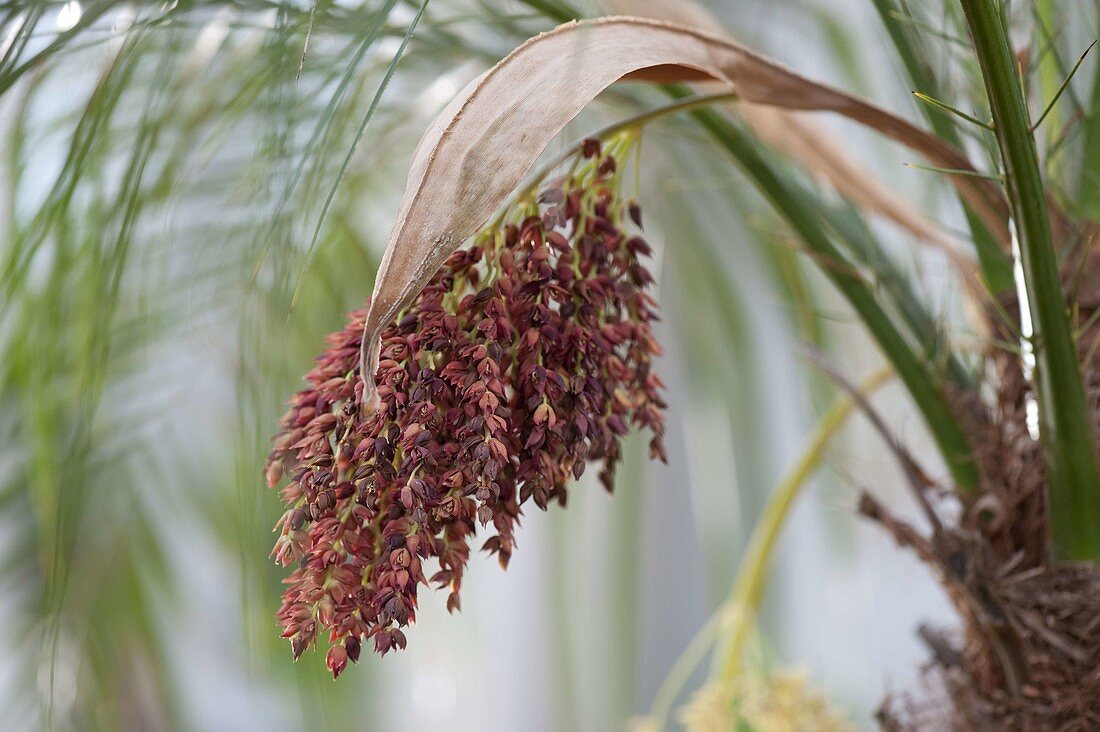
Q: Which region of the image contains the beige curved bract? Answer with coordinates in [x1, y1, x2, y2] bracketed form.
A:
[601, 0, 985, 302]
[598, 0, 959, 247]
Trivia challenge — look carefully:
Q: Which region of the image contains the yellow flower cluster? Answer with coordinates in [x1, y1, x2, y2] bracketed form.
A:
[679, 669, 852, 732]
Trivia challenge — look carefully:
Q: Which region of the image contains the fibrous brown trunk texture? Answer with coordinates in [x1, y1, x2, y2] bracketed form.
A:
[871, 243, 1100, 731]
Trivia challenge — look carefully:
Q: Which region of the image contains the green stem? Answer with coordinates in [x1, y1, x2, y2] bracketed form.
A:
[872, 0, 1014, 294]
[961, 0, 1100, 559]
[824, 200, 973, 387]
[717, 368, 893, 680]
[1079, 18, 1100, 216]
[646, 609, 726, 730]
[1033, 0, 1062, 153]
[641, 369, 892, 730]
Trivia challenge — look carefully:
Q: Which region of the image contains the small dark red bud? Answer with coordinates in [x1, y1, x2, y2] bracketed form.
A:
[316, 491, 335, 513]
[345, 636, 362, 663]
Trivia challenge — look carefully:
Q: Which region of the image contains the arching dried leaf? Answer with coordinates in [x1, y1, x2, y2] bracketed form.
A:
[358, 16, 1009, 409]
[599, 0, 980, 284]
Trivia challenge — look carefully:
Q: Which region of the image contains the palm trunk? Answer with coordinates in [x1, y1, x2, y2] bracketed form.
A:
[868, 254, 1100, 731]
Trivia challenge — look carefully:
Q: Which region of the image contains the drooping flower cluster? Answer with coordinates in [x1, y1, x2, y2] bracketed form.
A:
[265, 139, 666, 677]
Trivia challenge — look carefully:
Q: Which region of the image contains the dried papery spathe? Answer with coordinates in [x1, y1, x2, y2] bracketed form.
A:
[358, 16, 1010, 412]
[600, 0, 964, 256]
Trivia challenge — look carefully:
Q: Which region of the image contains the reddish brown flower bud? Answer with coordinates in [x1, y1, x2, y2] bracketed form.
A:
[326, 645, 348, 678]
[345, 636, 362, 663]
[291, 636, 309, 661]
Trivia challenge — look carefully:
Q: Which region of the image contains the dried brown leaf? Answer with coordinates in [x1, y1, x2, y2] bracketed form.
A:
[358, 16, 1009, 409]
[599, 0, 984, 297]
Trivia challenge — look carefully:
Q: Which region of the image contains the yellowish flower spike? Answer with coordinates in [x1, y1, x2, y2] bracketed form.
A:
[679, 669, 853, 732]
